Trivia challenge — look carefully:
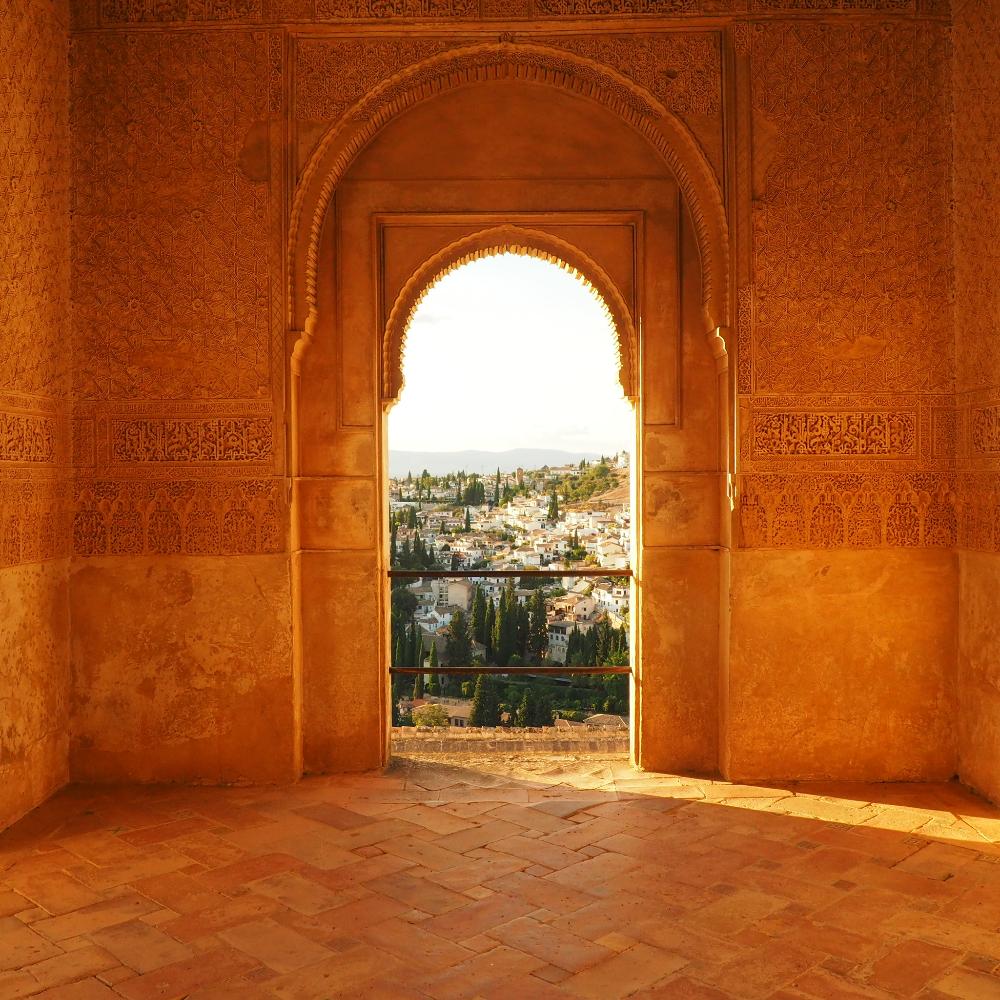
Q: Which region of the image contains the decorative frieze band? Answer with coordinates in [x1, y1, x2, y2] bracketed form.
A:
[85, 0, 945, 21]
[0, 479, 71, 568]
[737, 473, 958, 550]
[111, 417, 274, 464]
[0, 412, 58, 464]
[751, 410, 917, 458]
[971, 405, 1000, 455]
[958, 472, 1000, 554]
[72, 479, 286, 557]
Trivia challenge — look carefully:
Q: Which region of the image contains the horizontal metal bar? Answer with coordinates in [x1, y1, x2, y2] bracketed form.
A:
[388, 568, 631, 579]
[389, 666, 631, 675]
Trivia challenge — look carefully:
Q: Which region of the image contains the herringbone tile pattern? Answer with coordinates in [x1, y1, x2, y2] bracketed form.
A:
[1, 754, 999, 999]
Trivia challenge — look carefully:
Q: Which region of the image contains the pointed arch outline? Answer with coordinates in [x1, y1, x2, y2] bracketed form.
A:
[382, 225, 638, 405]
[288, 40, 731, 352]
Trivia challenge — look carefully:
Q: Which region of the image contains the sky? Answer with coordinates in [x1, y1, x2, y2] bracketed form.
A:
[388, 253, 634, 456]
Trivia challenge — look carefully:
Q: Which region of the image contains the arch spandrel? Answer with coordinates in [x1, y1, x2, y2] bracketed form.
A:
[382, 227, 638, 406]
[288, 41, 731, 346]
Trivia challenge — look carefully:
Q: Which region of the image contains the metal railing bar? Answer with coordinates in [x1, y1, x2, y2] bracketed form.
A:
[389, 666, 631, 676]
[388, 568, 631, 579]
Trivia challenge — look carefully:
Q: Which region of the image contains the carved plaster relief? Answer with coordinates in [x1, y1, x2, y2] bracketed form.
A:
[1, 4, 71, 399]
[738, 473, 960, 550]
[71, 30, 279, 403]
[0, 480, 71, 567]
[85, 0, 948, 19]
[750, 22, 952, 396]
[72, 480, 285, 557]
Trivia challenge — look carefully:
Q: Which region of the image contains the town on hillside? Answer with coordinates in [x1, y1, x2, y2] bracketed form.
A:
[388, 455, 632, 731]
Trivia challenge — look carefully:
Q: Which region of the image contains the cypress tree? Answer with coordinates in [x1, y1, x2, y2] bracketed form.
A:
[468, 675, 500, 726]
[470, 586, 487, 644]
[409, 623, 423, 669]
[528, 590, 547, 663]
[412, 671, 424, 700]
[493, 467, 501, 506]
[533, 692, 554, 727]
[515, 689, 534, 728]
[516, 602, 530, 659]
[464, 507, 471, 532]
[547, 491, 559, 522]
[484, 598, 496, 662]
[444, 609, 472, 666]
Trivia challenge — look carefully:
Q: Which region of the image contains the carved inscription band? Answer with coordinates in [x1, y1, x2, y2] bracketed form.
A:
[752, 411, 917, 458]
[972, 405, 1000, 455]
[0, 413, 57, 464]
[111, 418, 274, 464]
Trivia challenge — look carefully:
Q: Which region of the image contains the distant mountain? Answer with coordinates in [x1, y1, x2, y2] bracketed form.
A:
[389, 448, 607, 478]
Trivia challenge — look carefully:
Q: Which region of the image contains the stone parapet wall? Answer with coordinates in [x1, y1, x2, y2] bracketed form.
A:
[391, 727, 629, 753]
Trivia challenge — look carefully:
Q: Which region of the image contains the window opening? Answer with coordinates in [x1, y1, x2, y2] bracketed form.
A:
[387, 252, 634, 737]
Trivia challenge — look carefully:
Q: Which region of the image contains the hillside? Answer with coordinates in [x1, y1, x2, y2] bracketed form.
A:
[389, 448, 603, 478]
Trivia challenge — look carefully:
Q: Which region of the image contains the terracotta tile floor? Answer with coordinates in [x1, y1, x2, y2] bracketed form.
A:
[1, 753, 1000, 999]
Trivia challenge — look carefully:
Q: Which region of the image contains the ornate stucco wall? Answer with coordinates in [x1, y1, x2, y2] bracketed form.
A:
[953, 0, 1000, 804]
[0, 1, 73, 829]
[727, 17, 958, 779]
[0, 0, 986, 806]
[68, 23, 295, 783]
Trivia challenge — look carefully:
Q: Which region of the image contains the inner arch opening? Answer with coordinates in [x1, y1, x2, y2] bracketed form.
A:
[387, 251, 635, 748]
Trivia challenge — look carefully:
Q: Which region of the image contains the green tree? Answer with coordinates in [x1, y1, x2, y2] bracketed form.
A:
[528, 590, 548, 663]
[464, 507, 471, 532]
[533, 691, 554, 726]
[493, 585, 517, 667]
[515, 689, 534, 727]
[412, 671, 424, 699]
[470, 586, 487, 645]
[444, 609, 472, 666]
[413, 703, 449, 727]
[469, 675, 500, 726]
[493, 467, 501, 506]
[484, 598, 496, 662]
[547, 490, 560, 522]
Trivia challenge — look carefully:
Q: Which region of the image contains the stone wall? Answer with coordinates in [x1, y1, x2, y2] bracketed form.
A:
[0, 1, 73, 828]
[67, 26, 295, 783]
[726, 17, 958, 780]
[953, 0, 1000, 804]
[0, 0, 970, 796]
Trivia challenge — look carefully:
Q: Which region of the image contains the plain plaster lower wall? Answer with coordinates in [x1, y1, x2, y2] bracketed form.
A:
[0, 562, 72, 830]
[69, 554, 296, 786]
[727, 548, 958, 782]
[958, 551, 1000, 804]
